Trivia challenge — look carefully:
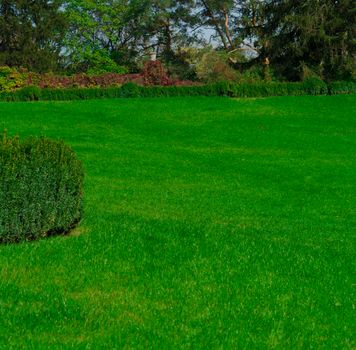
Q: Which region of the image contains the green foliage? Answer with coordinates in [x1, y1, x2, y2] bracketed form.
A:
[64, 0, 197, 72]
[329, 81, 356, 95]
[195, 50, 240, 83]
[1, 78, 347, 102]
[0, 66, 27, 92]
[70, 51, 128, 75]
[0, 0, 354, 81]
[302, 78, 328, 95]
[119, 82, 142, 97]
[0, 1, 67, 72]
[0, 66, 12, 77]
[64, 0, 146, 70]
[0, 131, 84, 243]
[14, 86, 42, 101]
[263, 0, 356, 80]
[160, 54, 196, 81]
[239, 66, 264, 83]
[299, 63, 323, 81]
[196, 0, 240, 51]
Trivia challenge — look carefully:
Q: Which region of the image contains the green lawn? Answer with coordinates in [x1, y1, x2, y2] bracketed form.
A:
[0, 95, 355, 349]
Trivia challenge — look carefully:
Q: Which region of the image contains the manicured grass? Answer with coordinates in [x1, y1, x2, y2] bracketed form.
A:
[0, 95, 355, 349]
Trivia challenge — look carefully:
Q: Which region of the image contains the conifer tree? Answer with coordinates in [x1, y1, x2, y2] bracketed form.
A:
[262, 0, 355, 80]
[0, 0, 66, 71]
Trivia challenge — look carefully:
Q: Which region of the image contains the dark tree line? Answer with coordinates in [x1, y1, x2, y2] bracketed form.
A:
[0, 0, 354, 80]
[0, 0, 66, 71]
[262, 0, 355, 80]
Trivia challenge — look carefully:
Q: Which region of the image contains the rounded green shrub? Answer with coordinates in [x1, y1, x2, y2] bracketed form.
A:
[0, 131, 84, 243]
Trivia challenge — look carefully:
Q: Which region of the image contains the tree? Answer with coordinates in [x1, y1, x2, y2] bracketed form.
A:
[146, 0, 197, 60]
[193, 1, 265, 69]
[262, 0, 356, 80]
[237, 0, 267, 55]
[62, 0, 145, 72]
[196, 0, 240, 51]
[63, 0, 197, 73]
[0, 0, 67, 72]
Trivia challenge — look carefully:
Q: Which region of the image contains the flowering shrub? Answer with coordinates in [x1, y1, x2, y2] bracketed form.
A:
[28, 72, 144, 89]
[0, 62, 196, 92]
[143, 61, 171, 86]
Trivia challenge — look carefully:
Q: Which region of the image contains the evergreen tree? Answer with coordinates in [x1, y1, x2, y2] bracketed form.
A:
[0, 0, 67, 72]
[262, 0, 355, 80]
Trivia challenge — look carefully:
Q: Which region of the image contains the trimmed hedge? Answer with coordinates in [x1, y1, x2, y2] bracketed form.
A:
[0, 131, 84, 243]
[328, 81, 356, 95]
[0, 79, 354, 102]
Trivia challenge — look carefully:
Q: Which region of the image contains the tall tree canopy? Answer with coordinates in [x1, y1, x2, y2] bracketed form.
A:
[0, 0, 354, 79]
[146, 0, 197, 59]
[0, 0, 67, 72]
[196, 0, 240, 51]
[262, 0, 356, 80]
[63, 0, 196, 72]
[63, 0, 148, 71]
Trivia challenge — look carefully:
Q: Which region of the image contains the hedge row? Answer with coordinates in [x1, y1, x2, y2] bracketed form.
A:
[328, 81, 356, 95]
[0, 79, 354, 102]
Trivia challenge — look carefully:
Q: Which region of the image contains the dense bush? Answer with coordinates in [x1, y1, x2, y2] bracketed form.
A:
[143, 61, 171, 86]
[0, 131, 84, 243]
[83, 52, 128, 76]
[195, 50, 240, 83]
